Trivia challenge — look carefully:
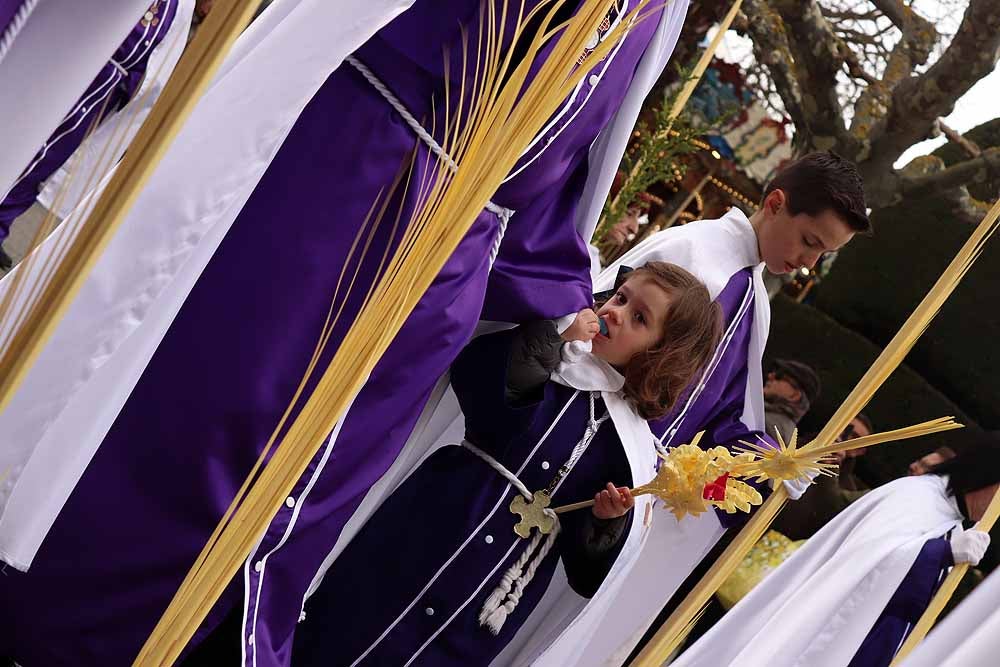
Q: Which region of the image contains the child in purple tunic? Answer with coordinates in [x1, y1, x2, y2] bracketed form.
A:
[287, 262, 723, 667]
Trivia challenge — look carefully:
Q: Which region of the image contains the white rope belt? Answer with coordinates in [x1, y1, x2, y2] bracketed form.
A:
[462, 440, 560, 634]
[0, 0, 40, 65]
[345, 55, 512, 269]
[109, 58, 129, 77]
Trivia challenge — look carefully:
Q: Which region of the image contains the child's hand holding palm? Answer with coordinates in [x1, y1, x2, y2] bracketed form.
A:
[592, 482, 634, 520]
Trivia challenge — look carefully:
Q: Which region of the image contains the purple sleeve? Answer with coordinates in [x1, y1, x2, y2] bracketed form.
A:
[480, 150, 595, 323]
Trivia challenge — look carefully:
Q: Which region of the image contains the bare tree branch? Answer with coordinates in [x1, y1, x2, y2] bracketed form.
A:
[717, 0, 996, 212]
[898, 146, 1000, 201]
[822, 7, 882, 23]
[737, 0, 808, 127]
[865, 0, 1000, 186]
[868, 0, 918, 29]
[937, 118, 982, 159]
[849, 1, 937, 155]
[743, 0, 862, 149]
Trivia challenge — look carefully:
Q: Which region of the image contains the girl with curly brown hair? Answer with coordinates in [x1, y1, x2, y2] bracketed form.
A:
[291, 261, 722, 667]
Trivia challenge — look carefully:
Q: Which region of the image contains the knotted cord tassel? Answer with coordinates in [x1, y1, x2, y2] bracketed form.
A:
[480, 511, 561, 634]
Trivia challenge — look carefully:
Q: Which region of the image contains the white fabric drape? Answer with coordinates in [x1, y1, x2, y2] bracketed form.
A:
[671, 474, 962, 667]
[901, 563, 1000, 667]
[0, 0, 415, 571]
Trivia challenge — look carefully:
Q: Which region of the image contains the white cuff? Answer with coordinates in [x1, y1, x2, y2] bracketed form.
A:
[554, 313, 577, 335]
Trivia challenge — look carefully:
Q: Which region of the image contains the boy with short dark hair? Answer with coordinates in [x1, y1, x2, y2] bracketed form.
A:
[579, 151, 871, 663]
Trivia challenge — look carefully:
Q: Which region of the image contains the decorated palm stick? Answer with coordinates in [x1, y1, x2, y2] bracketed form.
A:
[556, 418, 964, 517]
[733, 418, 965, 483]
[890, 484, 1000, 665]
[631, 198, 1000, 667]
[553, 431, 764, 516]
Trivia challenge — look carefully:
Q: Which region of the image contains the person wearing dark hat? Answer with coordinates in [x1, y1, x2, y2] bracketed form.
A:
[763, 359, 821, 445]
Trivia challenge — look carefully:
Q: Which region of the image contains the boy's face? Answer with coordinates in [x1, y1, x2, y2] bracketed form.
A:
[756, 189, 856, 275]
[592, 276, 671, 368]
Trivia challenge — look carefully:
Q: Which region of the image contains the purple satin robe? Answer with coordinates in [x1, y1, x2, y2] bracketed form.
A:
[0, 2, 667, 666]
[849, 537, 953, 667]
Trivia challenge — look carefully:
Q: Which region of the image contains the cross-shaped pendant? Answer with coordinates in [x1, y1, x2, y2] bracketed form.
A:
[509, 491, 556, 539]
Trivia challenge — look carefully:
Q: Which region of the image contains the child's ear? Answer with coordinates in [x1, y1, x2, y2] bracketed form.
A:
[766, 189, 786, 215]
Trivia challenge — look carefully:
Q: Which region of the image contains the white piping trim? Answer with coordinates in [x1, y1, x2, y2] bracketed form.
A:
[120, 0, 174, 69]
[4, 73, 121, 197]
[501, 13, 630, 184]
[404, 539, 522, 666]
[405, 398, 609, 662]
[115, 10, 153, 68]
[348, 390, 582, 665]
[894, 621, 913, 658]
[6, 0, 177, 198]
[659, 275, 755, 443]
[243, 395, 359, 666]
[240, 533, 257, 666]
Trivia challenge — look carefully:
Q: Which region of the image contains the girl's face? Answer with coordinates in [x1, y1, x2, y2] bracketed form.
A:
[592, 276, 672, 368]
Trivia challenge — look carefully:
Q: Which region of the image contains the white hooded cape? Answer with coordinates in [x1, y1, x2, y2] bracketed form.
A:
[671, 474, 963, 667]
[0, 0, 415, 571]
[573, 207, 771, 664]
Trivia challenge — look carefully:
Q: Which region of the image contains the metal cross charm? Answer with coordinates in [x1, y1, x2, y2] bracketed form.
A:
[509, 491, 556, 539]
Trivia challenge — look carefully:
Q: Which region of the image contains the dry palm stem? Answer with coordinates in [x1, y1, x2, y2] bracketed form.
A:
[136, 1, 667, 663]
[136, 155, 414, 666]
[0, 87, 117, 347]
[733, 418, 965, 483]
[890, 484, 1000, 664]
[634, 486, 791, 663]
[0, 0, 262, 414]
[631, 197, 1000, 667]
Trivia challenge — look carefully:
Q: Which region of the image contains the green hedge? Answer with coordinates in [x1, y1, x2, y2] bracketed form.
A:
[765, 295, 985, 487]
[813, 178, 1000, 430]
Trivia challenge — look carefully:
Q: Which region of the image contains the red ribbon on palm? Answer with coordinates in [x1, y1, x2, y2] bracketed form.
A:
[702, 472, 729, 502]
